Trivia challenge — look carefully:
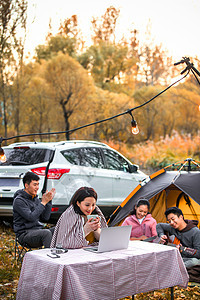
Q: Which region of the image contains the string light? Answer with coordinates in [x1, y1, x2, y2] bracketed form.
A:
[128, 111, 139, 135]
[131, 118, 139, 135]
[0, 146, 6, 163]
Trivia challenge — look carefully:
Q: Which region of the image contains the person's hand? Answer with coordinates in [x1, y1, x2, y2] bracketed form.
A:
[41, 188, 56, 205]
[87, 217, 100, 231]
[159, 234, 168, 244]
[176, 243, 182, 252]
[84, 217, 100, 236]
[50, 188, 56, 199]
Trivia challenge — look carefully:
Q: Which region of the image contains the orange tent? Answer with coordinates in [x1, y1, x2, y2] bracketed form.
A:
[108, 158, 200, 228]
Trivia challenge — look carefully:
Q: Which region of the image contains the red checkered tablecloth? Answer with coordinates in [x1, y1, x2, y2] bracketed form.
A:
[16, 241, 189, 300]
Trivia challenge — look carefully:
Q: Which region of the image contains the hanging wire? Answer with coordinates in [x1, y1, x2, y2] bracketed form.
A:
[191, 69, 200, 86]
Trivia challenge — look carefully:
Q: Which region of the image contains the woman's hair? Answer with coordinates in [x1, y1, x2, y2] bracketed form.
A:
[70, 186, 98, 215]
[131, 198, 150, 215]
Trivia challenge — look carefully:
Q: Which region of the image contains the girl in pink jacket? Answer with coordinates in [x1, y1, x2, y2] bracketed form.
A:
[122, 198, 157, 240]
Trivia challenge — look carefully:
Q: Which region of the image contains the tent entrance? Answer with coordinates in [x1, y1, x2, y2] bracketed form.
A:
[149, 187, 200, 227]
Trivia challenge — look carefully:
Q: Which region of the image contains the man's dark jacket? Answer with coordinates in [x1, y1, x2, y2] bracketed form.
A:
[13, 189, 52, 237]
[156, 220, 200, 259]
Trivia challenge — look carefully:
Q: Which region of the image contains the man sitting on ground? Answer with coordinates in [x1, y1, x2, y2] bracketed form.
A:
[13, 171, 56, 248]
[156, 206, 200, 268]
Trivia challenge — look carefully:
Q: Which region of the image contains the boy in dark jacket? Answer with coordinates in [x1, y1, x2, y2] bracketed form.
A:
[156, 206, 200, 268]
[13, 171, 55, 248]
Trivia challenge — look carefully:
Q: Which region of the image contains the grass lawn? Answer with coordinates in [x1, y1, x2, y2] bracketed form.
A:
[0, 219, 200, 300]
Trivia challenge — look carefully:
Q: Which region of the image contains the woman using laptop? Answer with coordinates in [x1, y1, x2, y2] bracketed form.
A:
[121, 198, 157, 241]
[50, 187, 107, 249]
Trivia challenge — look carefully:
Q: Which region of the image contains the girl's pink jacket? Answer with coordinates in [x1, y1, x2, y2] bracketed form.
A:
[122, 214, 157, 238]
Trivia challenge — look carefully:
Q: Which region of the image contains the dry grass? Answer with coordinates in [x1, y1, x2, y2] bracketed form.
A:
[0, 220, 20, 300]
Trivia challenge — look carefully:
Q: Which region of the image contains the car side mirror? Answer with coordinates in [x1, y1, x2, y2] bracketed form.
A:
[129, 164, 138, 173]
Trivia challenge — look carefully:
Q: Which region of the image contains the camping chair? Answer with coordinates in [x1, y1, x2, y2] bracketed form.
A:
[14, 237, 32, 263]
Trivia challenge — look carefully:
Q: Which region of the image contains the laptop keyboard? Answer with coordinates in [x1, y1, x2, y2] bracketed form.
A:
[84, 246, 98, 252]
[92, 247, 98, 251]
[90, 246, 98, 251]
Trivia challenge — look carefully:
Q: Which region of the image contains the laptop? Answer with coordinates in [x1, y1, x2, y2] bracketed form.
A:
[84, 225, 132, 253]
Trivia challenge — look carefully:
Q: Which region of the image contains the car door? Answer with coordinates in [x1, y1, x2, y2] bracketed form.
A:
[101, 148, 144, 205]
[78, 147, 113, 204]
[61, 147, 113, 205]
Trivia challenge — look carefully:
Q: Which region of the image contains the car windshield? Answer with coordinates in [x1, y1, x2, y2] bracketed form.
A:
[0, 148, 54, 166]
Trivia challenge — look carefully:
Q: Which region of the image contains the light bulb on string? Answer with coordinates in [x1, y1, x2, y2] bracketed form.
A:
[131, 119, 139, 135]
[128, 110, 139, 135]
[0, 147, 6, 163]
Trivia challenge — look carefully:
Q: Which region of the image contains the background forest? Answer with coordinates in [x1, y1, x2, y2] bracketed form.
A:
[1, 2, 200, 172]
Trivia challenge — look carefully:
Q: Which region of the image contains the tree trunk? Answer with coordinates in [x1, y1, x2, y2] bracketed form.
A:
[0, 69, 8, 144]
[61, 100, 70, 140]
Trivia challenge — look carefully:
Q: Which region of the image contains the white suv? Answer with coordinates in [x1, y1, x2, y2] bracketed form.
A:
[0, 140, 147, 220]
